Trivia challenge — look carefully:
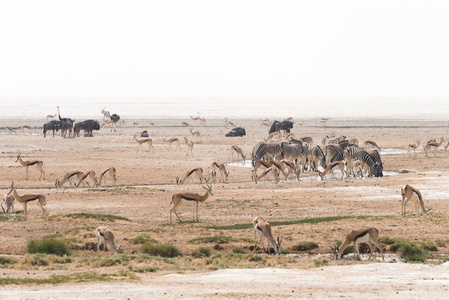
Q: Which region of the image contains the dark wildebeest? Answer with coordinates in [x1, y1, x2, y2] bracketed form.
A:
[43, 120, 61, 138]
[74, 120, 100, 137]
[110, 114, 120, 131]
[225, 127, 246, 137]
[59, 120, 74, 137]
[269, 120, 293, 135]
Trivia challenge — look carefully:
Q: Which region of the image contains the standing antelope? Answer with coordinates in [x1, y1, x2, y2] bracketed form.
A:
[21, 125, 35, 134]
[189, 128, 201, 142]
[170, 182, 213, 223]
[98, 167, 117, 187]
[184, 137, 194, 156]
[408, 141, 420, 157]
[15, 152, 45, 180]
[210, 162, 229, 183]
[163, 138, 181, 151]
[133, 136, 154, 152]
[330, 227, 384, 261]
[176, 167, 204, 185]
[364, 140, 381, 151]
[55, 170, 84, 188]
[229, 145, 246, 162]
[320, 118, 329, 126]
[424, 137, 444, 158]
[252, 216, 282, 255]
[96, 226, 122, 254]
[401, 185, 430, 217]
[318, 161, 346, 181]
[46, 114, 56, 120]
[7, 181, 46, 221]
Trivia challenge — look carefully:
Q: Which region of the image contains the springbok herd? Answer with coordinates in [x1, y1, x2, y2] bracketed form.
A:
[2, 114, 448, 261]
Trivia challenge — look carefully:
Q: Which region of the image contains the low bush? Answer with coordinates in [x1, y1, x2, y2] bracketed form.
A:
[292, 241, 319, 251]
[26, 238, 72, 256]
[399, 244, 427, 263]
[139, 243, 182, 258]
[189, 235, 235, 244]
[191, 247, 212, 258]
[129, 234, 158, 245]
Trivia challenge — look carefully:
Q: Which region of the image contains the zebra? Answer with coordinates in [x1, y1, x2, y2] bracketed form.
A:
[344, 147, 382, 177]
[323, 144, 344, 165]
[251, 142, 283, 167]
[307, 144, 326, 171]
[281, 142, 306, 165]
[369, 149, 383, 177]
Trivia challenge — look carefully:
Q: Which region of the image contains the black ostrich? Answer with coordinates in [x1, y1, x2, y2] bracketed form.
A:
[57, 106, 75, 124]
[110, 114, 120, 131]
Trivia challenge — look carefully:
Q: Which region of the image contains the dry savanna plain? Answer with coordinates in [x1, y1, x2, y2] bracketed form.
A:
[1, 116, 449, 299]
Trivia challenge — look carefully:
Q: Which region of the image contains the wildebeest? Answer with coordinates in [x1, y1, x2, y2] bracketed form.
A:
[269, 120, 293, 135]
[74, 120, 100, 137]
[225, 127, 246, 137]
[43, 120, 60, 138]
[140, 130, 149, 138]
[59, 120, 74, 137]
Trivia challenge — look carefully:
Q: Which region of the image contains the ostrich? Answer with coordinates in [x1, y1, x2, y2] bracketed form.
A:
[57, 106, 75, 124]
[110, 114, 120, 131]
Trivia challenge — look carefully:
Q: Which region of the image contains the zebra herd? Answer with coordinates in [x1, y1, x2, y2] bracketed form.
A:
[251, 137, 383, 181]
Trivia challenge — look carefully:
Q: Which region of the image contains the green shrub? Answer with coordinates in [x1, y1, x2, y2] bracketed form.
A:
[130, 234, 158, 245]
[26, 239, 72, 256]
[189, 235, 235, 244]
[133, 267, 157, 273]
[0, 256, 17, 266]
[139, 243, 182, 258]
[292, 241, 319, 251]
[232, 247, 247, 254]
[399, 244, 427, 263]
[191, 247, 212, 258]
[420, 241, 438, 252]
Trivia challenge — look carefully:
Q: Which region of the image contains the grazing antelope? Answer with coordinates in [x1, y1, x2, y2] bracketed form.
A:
[224, 118, 236, 128]
[1, 193, 14, 213]
[251, 159, 272, 180]
[133, 136, 154, 152]
[253, 216, 282, 255]
[96, 226, 122, 254]
[21, 125, 35, 134]
[170, 182, 213, 223]
[297, 122, 303, 127]
[330, 227, 384, 261]
[7, 181, 46, 221]
[284, 117, 294, 122]
[6, 126, 17, 134]
[254, 166, 280, 184]
[401, 185, 431, 217]
[210, 162, 229, 183]
[15, 152, 45, 180]
[363, 140, 381, 151]
[98, 167, 117, 187]
[408, 141, 420, 157]
[352, 160, 363, 178]
[229, 145, 246, 162]
[75, 170, 99, 188]
[184, 137, 194, 156]
[424, 137, 444, 158]
[265, 132, 281, 143]
[181, 122, 190, 127]
[176, 167, 204, 185]
[55, 170, 84, 189]
[191, 116, 200, 121]
[318, 161, 346, 181]
[280, 159, 300, 180]
[189, 128, 201, 142]
[133, 122, 139, 126]
[163, 137, 181, 151]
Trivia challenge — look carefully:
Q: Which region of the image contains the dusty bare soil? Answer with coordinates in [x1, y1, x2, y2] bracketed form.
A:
[1, 117, 449, 298]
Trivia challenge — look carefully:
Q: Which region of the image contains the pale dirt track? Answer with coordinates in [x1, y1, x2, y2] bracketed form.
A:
[1, 263, 449, 299]
[1, 117, 449, 298]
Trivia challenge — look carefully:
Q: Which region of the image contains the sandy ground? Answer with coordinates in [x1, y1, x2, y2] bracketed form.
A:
[1, 116, 449, 298]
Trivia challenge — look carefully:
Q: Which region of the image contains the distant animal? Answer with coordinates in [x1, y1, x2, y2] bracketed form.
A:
[46, 114, 57, 120]
[269, 120, 293, 135]
[74, 120, 100, 137]
[225, 127, 246, 137]
[43, 120, 60, 138]
[57, 106, 75, 123]
[1, 193, 14, 213]
[21, 125, 35, 134]
[140, 130, 149, 138]
[181, 122, 190, 127]
[101, 109, 111, 120]
[59, 120, 74, 137]
[110, 114, 120, 131]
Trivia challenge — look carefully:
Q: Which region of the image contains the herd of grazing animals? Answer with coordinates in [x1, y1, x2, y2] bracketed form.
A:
[1, 112, 442, 259]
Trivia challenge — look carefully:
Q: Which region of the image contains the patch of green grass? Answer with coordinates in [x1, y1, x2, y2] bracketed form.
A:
[64, 226, 97, 235]
[0, 272, 136, 285]
[20, 254, 72, 266]
[191, 247, 212, 258]
[51, 213, 131, 222]
[292, 241, 319, 251]
[232, 247, 247, 254]
[314, 258, 329, 268]
[139, 243, 183, 258]
[399, 244, 428, 263]
[133, 266, 158, 273]
[420, 241, 438, 252]
[0, 214, 24, 222]
[188, 235, 236, 244]
[129, 234, 158, 245]
[27, 239, 72, 256]
[205, 216, 374, 230]
[0, 256, 17, 266]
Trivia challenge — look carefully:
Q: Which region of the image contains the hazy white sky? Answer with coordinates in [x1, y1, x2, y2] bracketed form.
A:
[1, 0, 449, 100]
